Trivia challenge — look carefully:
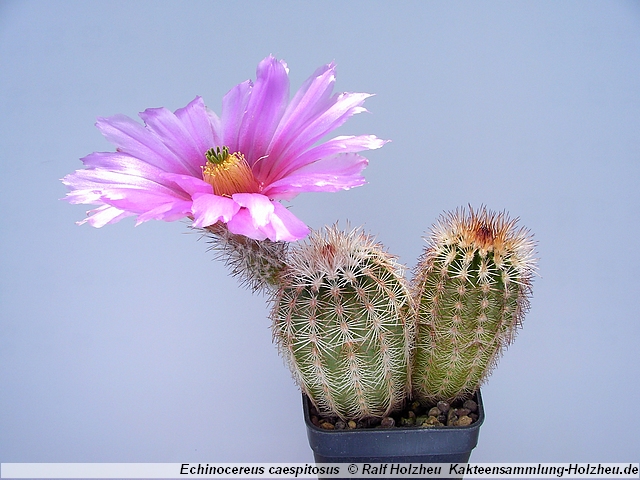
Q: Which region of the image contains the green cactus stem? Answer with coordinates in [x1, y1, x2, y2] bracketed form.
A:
[271, 226, 414, 420]
[411, 206, 536, 404]
[202, 223, 288, 292]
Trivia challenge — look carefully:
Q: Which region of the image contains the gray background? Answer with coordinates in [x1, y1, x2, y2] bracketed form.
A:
[1, 0, 639, 466]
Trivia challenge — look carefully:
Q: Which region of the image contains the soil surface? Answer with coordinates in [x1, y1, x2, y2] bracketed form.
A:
[308, 395, 480, 430]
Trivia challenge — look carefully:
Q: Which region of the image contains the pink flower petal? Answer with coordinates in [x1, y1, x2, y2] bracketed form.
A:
[135, 199, 194, 225]
[96, 115, 193, 176]
[226, 208, 268, 240]
[268, 202, 310, 241]
[236, 56, 290, 165]
[139, 102, 210, 176]
[275, 62, 336, 135]
[259, 63, 337, 180]
[62, 168, 183, 202]
[78, 205, 134, 227]
[269, 134, 387, 182]
[101, 188, 192, 218]
[225, 197, 309, 241]
[174, 96, 223, 156]
[160, 172, 213, 196]
[220, 80, 253, 153]
[263, 153, 369, 200]
[231, 193, 275, 227]
[80, 152, 167, 179]
[191, 193, 241, 228]
[261, 92, 372, 186]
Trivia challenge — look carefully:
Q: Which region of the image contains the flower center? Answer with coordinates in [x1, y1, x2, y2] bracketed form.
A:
[202, 146, 260, 197]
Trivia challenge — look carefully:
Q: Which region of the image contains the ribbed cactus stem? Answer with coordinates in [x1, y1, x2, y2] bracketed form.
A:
[411, 206, 536, 404]
[271, 226, 414, 420]
[202, 223, 288, 292]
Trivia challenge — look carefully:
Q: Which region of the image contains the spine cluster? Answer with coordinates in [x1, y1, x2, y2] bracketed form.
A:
[271, 226, 414, 420]
[203, 223, 288, 293]
[411, 207, 536, 403]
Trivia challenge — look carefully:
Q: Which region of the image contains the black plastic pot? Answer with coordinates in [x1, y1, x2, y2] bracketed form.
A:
[303, 391, 484, 479]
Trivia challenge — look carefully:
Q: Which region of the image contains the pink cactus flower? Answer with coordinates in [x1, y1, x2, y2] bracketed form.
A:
[62, 56, 387, 241]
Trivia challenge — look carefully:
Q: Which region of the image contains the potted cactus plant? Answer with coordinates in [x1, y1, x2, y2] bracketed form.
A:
[62, 56, 536, 468]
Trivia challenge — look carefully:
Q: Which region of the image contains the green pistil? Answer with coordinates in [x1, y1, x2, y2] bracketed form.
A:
[205, 146, 230, 165]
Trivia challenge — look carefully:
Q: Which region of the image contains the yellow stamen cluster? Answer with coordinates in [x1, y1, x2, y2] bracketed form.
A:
[202, 147, 260, 197]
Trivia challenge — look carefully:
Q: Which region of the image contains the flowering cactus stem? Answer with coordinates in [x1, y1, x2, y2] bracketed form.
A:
[202, 223, 289, 292]
[411, 206, 536, 404]
[271, 226, 414, 420]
